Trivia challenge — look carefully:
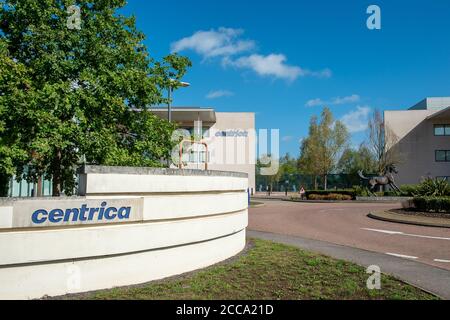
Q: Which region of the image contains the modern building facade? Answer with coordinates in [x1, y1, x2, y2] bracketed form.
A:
[385, 97, 450, 185]
[7, 107, 256, 197]
[150, 107, 256, 193]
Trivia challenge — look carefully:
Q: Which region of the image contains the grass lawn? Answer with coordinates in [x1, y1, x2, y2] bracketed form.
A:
[249, 201, 264, 208]
[59, 239, 437, 300]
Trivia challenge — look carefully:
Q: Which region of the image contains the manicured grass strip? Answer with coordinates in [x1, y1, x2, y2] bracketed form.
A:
[60, 239, 437, 300]
[249, 201, 264, 208]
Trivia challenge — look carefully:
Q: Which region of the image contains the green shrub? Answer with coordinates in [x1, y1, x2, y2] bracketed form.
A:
[305, 189, 356, 200]
[352, 185, 369, 197]
[413, 196, 450, 213]
[307, 193, 353, 201]
[399, 184, 419, 196]
[414, 178, 450, 197]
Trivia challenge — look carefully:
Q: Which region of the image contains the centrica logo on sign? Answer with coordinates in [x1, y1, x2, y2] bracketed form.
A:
[12, 198, 144, 229]
[31, 202, 131, 225]
[215, 130, 249, 137]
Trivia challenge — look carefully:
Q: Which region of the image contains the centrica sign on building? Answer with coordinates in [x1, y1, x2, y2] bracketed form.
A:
[12, 198, 144, 228]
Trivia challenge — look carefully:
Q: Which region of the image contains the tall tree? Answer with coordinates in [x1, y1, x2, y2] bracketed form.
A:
[367, 109, 402, 175]
[337, 145, 377, 186]
[338, 145, 377, 175]
[298, 116, 321, 189]
[298, 108, 349, 190]
[0, 0, 191, 196]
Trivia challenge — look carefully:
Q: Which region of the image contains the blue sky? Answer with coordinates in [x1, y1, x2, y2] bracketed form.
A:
[121, 0, 450, 156]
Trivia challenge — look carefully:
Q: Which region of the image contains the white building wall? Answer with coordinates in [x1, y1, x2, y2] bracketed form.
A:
[206, 112, 256, 193]
[385, 108, 450, 185]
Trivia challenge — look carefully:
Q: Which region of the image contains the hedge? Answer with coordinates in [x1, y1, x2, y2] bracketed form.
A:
[308, 193, 353, 201]
[413, 197, 450, 213]
[305, 189, 356, 200]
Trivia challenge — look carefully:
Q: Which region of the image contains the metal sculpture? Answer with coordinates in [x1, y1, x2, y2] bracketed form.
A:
[358, 164, 401, 196]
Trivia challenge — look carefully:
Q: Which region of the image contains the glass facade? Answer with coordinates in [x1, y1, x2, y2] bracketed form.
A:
[8, 176, 53, 197]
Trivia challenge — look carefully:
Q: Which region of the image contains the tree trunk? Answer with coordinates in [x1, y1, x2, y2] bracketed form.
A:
[52, 149, 62, 197]
[36, 176, 43, 197]
[324, 174, 328, 190]
[314, 176, 318, 190]
[0, 172, 9, 197]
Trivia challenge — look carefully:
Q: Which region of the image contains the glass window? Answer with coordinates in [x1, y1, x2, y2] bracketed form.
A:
[447, 151, 450, 161]
[435, 125, 445, 136]
[434, 124, 450, 136]
[436, 150, 447, 162]
[445, 125, 450, 136]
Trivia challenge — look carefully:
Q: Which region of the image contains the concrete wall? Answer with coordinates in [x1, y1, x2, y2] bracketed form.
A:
[207, 112, 256, 193]
[0, 166, 248, 299]
[385, 110, 450, 184]
[410, 97, 450, 111]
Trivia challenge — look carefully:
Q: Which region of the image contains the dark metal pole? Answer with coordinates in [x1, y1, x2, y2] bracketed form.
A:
[168, 86, 172, 123]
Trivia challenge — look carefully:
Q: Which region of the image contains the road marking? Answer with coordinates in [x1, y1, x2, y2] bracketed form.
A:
[386, 253, 418, 259]
[434, 259, 450, 263]
[362, 228, 450, 241]
[362, 228, 403, 235]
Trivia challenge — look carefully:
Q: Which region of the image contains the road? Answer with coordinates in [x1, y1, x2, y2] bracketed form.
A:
[249, 200, 450, 270]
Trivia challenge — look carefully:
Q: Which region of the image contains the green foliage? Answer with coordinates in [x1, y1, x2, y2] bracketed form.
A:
[413, 196, 450, 213]
[338, 145, 377, 175]
[352, 185, 370, 197]
[0, 1, 191, 195]
[413, 178, 450, 197]
[308, 193, 353, 201]
[305, 189, 356, 200]
[298, 108, 350, 189]
[399, 184, 419, 196]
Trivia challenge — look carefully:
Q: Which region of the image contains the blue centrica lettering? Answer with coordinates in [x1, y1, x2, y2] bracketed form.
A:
[31, 202, 132, 225]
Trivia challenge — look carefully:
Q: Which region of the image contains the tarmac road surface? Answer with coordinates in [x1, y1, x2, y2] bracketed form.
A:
[249, 200, 450, 270]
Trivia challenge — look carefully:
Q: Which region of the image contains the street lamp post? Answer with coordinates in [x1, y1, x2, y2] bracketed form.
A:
[167, 80, 191, 123]
[167, 80, 190, 169]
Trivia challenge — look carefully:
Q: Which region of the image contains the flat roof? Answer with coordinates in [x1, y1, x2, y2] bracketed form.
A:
[409, 97, 450, 110]
[149, 107, 217, 125]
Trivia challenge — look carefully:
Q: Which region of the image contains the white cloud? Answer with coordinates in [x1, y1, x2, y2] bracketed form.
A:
[206, 90, 234, 99]
[228, 54, 301, 81]
[226, 54, 330, 82]
[172, 27, 331, 82]
[333, 94, 360, 105]
[306, 98, 326, 107]
[282, 136, 294, 142]
[306, 94, 361, 107]
[340, 106, 371, 133]
[171, 27, 255, 59]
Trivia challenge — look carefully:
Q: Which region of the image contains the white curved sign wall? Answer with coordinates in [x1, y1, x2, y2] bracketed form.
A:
[0, 166, 249, 299]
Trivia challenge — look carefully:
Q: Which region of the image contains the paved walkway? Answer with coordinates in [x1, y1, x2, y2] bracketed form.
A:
[248, 230, 450, 299]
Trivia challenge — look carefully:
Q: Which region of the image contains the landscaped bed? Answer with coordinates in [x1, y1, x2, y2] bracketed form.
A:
[52, 239, 437, 300]
[392, 208, 450, 220]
